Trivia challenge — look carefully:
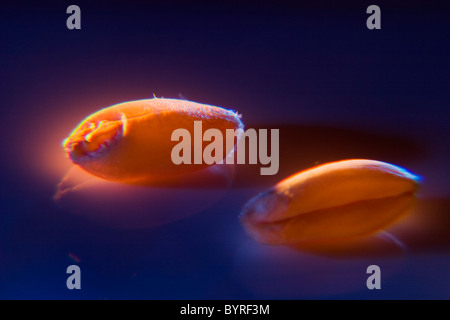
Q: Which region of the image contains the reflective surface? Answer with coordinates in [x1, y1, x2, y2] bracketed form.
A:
[0, 1, 449, 299]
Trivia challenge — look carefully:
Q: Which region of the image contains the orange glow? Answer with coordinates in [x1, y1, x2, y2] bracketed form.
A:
[16, 95, 120, 186]
[14, 96, 238, 228]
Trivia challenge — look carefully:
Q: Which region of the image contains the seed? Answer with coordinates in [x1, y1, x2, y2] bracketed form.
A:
[240, 159, 420, 245]
[63, 98, 243, 184]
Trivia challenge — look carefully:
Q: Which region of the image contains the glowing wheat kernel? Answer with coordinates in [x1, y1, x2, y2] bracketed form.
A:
[240, 159, 420, 245]
[63, 98, 243, 184]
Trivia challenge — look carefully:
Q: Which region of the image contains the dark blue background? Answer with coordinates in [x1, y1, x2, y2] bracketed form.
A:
[1, 1, 449, 299]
